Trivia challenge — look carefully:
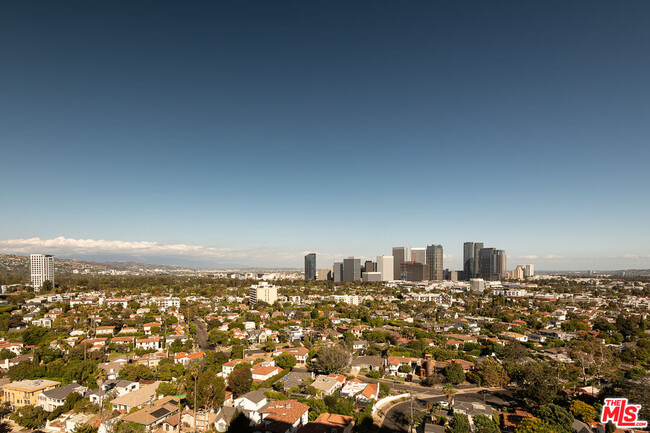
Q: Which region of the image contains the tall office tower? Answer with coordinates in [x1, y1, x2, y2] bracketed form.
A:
[249, 282, 278, 305]
[333, 262, 344, 282]
[473, 242, 484, 278]
[364, 261, 376, 273]
[411, 248, 426, 265]
[497, 250, 507, 280]
[304, 253, 316, 281]
[426, 244, 444, 281]
[342, 257, 361, 282]
[479, 248, 505, 281]
[392, 247, 408, 280]
[521, 264, 534, 277]
[376, 256, 394, 281]
[30, 254, 54, 291]
[463, 242, 484, 280]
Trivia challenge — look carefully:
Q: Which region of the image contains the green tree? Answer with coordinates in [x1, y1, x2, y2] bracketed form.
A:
[22, 326, 48, 346]
[196, 370, 226, 410]
[228, 365, 253, 398]
[445, 364, 465, 385]
[120, 363, 155, 381]
[208, 329, 230, 346]
[353, 405, 374, 433]
[398, 363, 412, 374]
[515, 418, 560, 433]
[448, 413, 470, 433]
[478, 358, 509, 387]
[227, 411, 252, 433]
[11, 405, 48, 429]
[157, 382, 178, 396]
[536, 404, 574, 433]
[332, 398, 354, 416]
[570, 400, 597, 424]
[473, 414, 499, 433]
[313, 346, 351, 374]
[503, 342, 528, 362]
[113, 421, 146, 433]
[443, 383, 456, 406]
[74, 424, 98, 433]
[275, 352, 297, 370]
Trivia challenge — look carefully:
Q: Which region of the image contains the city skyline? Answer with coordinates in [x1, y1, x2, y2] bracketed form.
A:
[1, 1, 649, 270]
[3, 236, 649, 271]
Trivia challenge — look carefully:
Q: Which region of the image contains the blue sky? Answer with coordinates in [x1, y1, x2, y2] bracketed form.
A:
[1, 1, 649, 270]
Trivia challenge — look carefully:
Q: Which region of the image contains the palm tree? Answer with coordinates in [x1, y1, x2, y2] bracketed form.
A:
[443, 383, 456, 406]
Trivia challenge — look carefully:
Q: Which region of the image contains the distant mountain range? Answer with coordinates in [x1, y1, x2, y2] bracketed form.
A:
[0, 254, 301, 276]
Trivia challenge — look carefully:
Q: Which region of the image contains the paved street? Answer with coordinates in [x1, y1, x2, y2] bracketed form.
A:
[378, 389, 512, 433]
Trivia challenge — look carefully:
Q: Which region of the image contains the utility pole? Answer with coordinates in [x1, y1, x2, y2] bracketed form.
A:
[409, 378, 414, 433]
[194, 371, 198, 431]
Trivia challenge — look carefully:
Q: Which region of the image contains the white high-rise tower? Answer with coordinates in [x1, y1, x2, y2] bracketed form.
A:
[376, 256, 394, 281]
[30, 254, 54, 291]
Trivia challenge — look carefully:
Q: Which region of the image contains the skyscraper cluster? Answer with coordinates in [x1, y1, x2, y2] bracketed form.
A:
[304, 241, 529, 283]
[305, 243, 446, 282]
[463, 242, 507, 281]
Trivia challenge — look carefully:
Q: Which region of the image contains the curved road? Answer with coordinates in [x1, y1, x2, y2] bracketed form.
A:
[379, 389, 512, 433]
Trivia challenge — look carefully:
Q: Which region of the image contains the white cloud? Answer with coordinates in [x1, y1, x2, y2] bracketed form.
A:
[0, 236, 306, 268]
[544, 254, 564, 259]
[518, 255, 538, 260]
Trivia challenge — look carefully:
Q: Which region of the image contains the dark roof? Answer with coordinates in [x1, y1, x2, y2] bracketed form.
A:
[237, 389, 270, 404]
[150, 408, 170, 419]
[42, 383, 86, 400]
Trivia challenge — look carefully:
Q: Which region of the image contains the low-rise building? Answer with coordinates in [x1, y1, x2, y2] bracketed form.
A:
[4, 379, 61, 407]
[38, 383, 87, 412]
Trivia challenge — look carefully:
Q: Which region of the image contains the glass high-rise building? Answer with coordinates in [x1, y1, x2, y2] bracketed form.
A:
[333, 262, 344, 282]
[392, 247, 408, 280]
[343, 257, 361, 282]
[479, 248, 506, 281]
[463, 242, 484, 280]
[426, 244, 444, 281]
[304, 253, 316, 280]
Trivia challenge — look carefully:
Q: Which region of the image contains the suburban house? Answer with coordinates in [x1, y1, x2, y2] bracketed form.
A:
[136, 336, 162, 351]
[122, 396, 180, 431]
[38, 383, 87, 412]
[214, 406, 238, 432]
[232, 389, 269, 425]
[222, 359, 248, 377]
[174, 351, 205, 366]
[259, 399, 310, 433]
[272, 347, 309, 364]
[251, 365, 283, 383]
[386, 356, 420, 377]
[3, 379, 61, 408]
[110, 382, 159, 412]
[311, 375, 344, 396]
[298, 413, 354, 433]
[498, 332, 528, 343]
[339, 379, 379, 402]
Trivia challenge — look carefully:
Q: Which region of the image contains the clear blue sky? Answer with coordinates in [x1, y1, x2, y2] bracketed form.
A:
[1, 1, 649, 269]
